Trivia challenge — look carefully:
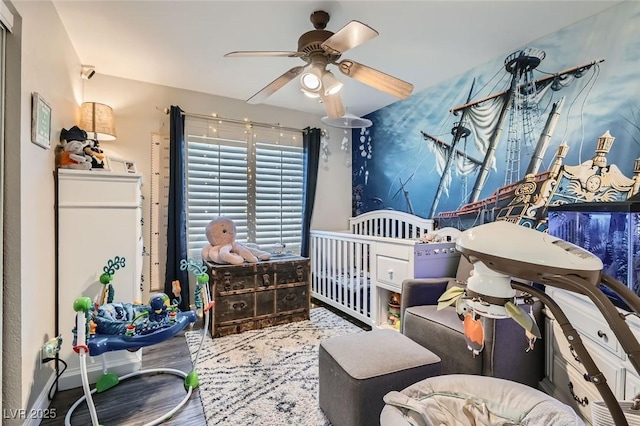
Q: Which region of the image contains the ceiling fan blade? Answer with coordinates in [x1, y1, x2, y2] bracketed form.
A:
[320, 91, 345, 119]
[337, 59, 414, 99]
[321, 21, 378, 55]
[247, 66, 306, 105]
[225, 51, 304, 58]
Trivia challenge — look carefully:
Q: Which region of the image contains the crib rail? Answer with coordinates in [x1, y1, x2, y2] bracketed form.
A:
[349, 210, 434, 239]
[310, 231, 374, 326]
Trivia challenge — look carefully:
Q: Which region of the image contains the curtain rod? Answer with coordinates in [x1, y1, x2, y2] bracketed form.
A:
[163, 108, 304, 133]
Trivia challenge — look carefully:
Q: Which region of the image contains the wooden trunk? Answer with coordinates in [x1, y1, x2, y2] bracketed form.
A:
[207, 256, 310, 337]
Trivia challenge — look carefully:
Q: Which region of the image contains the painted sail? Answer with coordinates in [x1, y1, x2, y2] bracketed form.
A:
[426, 138, 480, 197]
[426, 50, 604, 213]
[464, 95, 504, 173]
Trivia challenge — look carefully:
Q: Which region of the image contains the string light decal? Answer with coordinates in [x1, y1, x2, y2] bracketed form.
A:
[341, 129, 352, 167]
[358, 127, 372, 160]
[321, 129, 330, 166]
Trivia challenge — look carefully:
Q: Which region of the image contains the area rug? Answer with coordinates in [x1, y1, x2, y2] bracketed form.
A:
[185, 307, 365, 426]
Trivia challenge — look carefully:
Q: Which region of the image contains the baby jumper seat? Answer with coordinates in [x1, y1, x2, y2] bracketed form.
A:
[66, 257, 213, 426]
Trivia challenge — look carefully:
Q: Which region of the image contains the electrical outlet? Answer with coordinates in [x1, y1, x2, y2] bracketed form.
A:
[41, 336, 62, 363]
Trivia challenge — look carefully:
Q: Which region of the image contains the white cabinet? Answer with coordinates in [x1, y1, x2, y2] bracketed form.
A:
[374, 241, 459, 327]
[57, 169, 143, 390]
[540, 287, 640, 424]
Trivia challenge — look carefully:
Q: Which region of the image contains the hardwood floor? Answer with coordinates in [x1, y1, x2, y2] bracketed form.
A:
[41, 302, 366, 425]
[42, 321, 207, 426]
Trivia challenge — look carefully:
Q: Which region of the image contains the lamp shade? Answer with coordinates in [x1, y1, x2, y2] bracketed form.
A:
[79, 102, 116, 140]
[321, 112, 372, 129]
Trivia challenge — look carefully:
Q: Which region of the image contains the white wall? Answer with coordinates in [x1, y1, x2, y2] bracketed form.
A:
[83, 75, 353, 301]
[4, 0, 82, 419]
[83, 75, 353, 234]
[2, 0, 352, 416]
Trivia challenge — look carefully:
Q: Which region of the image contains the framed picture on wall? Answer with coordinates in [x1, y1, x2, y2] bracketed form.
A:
[31, 92, 52, 149]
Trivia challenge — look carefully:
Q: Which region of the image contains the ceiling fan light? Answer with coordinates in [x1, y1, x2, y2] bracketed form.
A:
[301, 88, 320, 98]
[300, 72, 321, 91]
[322, 71, 343, 96]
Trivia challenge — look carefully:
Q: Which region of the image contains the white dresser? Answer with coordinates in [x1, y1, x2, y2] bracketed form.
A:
[56, 169, 143, 390]
[374, 241, 460, 326]
[540, 287, 640, 424]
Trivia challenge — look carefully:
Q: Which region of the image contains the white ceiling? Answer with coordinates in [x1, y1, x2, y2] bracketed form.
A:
[53, 0, 622, 118]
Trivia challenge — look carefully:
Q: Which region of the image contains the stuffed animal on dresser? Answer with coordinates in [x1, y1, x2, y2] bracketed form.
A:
[59, 126, 92, 170]
[201, 216, 270, 265]
[84, 139, 106, 169]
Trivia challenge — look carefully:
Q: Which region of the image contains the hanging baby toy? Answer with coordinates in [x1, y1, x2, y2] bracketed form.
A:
[436, 266, 541, 356]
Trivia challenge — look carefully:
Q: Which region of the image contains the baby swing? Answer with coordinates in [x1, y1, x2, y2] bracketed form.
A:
[65, 257, 213, 426]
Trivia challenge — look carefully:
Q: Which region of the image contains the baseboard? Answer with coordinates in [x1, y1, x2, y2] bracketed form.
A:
[22, 372, 57, 426]
[58, 354, 142, 391]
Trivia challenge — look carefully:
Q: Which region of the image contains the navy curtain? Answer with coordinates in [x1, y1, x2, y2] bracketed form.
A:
[301, 127, 321, 257]
[165, 106, 189, 311]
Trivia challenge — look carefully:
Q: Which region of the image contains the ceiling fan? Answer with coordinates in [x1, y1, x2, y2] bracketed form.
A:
[224, 10, 414, 118]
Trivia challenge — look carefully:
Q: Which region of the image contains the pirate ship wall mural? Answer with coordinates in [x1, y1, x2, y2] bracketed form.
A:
[353, 2, 640, 231]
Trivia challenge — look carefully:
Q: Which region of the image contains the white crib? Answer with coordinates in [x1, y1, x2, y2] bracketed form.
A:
[310, 210, 457, 327]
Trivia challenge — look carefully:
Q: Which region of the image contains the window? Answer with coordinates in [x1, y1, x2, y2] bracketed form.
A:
[185, 117, 303, 258]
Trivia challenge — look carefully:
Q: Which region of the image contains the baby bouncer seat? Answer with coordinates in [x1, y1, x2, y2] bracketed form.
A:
[66, 257, 213, 426]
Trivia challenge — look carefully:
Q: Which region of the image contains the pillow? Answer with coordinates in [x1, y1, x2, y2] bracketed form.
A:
[383, 374, 583, 426]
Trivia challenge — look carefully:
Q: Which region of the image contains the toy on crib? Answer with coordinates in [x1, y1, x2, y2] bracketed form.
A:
[419, 227, 462, 243]
[201, 216, 270, 264]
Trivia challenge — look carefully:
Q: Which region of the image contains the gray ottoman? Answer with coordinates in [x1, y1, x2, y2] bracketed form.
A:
[319, 329, 441, 426]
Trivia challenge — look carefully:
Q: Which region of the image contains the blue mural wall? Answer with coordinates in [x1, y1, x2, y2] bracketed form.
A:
[353, 2, 640, 219]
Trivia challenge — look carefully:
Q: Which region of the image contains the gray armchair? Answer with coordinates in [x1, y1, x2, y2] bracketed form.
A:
[400, 256, 544, 388]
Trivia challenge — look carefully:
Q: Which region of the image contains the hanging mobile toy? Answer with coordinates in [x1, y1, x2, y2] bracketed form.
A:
[524, 305, 538, 352]
[463, 311, 485, 356]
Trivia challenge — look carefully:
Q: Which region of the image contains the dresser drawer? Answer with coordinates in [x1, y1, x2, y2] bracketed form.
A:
[276, 260, 308, 285]
[58, 170, 142, 206]
[376, 255, 409, 289]
[552, 321, 622, 396]
[376, 242, 413, 259]
[212, 264, 257, 294]
[276, 285, 308, 313]
[551, 290, 620, 357]
[626, 370, 640, 400]
[215, 293, 254, 323]
[551, 357, 599, 424]
[256, 290, 276, 316]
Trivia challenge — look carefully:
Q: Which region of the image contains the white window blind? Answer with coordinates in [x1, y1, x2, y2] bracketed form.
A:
[185, 116, 303, 258]
[255, 142, 304, 249]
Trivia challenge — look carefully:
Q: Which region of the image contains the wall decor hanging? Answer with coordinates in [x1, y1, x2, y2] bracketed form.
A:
[31, 92, 52, 149]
